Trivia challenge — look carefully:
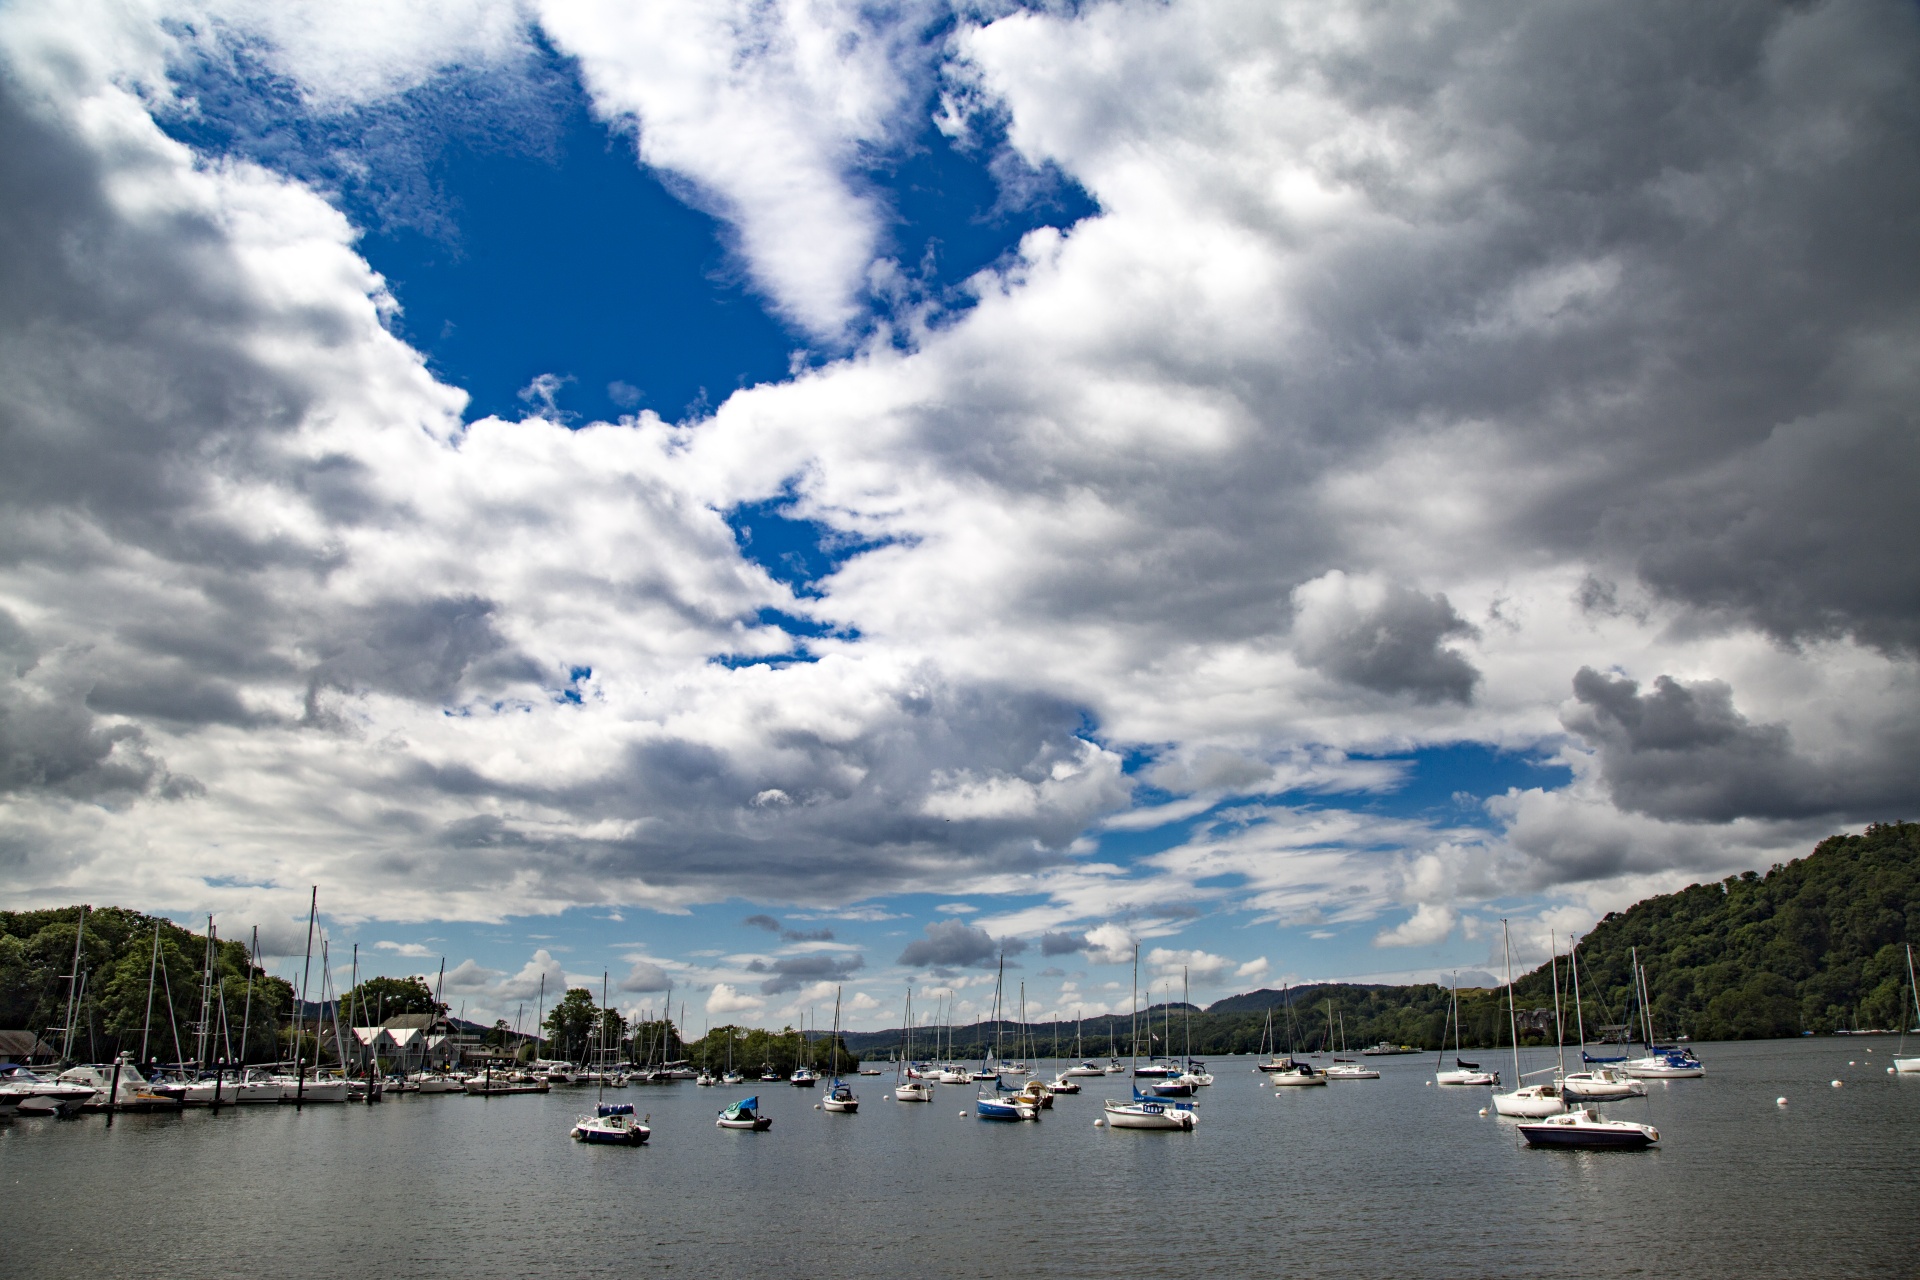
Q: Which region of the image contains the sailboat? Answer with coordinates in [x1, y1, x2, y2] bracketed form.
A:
[789, 1014, 819, 1088]
[717, 1095, 772, 1130]
[1561, 934, 1645, 1101]
[1435, 973, 1499, 1086]
[1620, 948, 1705, 1078]
[1324, 1007, 1380, 1079]
[1894, 945, 1920, 1074]
[895, 990, 934, 1101]
[975, 956, 1039, 1120]
[822, 987, 859, 1112]
[1267, 986, 1328, 1087]
[1103, 945, 1197, 1130]
[1491, 921, 1567, 1118]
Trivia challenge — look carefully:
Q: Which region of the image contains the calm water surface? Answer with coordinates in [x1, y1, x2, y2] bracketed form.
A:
[4, 1038, 1917, 1279]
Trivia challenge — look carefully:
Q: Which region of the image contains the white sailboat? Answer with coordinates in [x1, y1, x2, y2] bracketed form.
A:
[1434, 975, 1499, 1087]
[895, 989, 934, 1101]
[1895, 944, 1920, 1074]
[821, 988, 859, 1112]
[1620, 948, 1705, 1078]
[1561, 934, 1646, 1101]
[1492, 921, 1567, 1118]
[1103, 944, 1197, 1130]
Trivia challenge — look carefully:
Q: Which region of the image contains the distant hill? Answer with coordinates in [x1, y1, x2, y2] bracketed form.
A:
[849, 823, 1917, 1055]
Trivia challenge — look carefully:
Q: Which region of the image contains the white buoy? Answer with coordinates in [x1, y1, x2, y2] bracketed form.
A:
[1848, 1060, 1856, 1066]
[1478, 1107, 1488, 1116]
[814, 1104, 821, 1110]
[1889, 1067, 1897, 1075]
[959, 1111, 968, 1116]
[1831, 1079, 1843, 1088]
[1094, 1118, 1105, 1127]
[1776, 1096, 1787, 1106]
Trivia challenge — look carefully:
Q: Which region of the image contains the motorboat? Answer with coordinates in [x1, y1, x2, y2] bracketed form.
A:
[789, 1065, 818, 1088]
[464, 1075, 547, 1096]
[1046, 1074, 1082, 1094]
[1324, 1059, 1381, 1080]
[572, 1102, 649, 1145]
[55, 1059, 185, 1110]
[412, 1072, 466, 1095]
[1491, 1082, 1567, 1118]
[1266, 1059, 1328, 1087]
[717, 1095, 772, 1130]
[1561, 1067, 1646, 1101]
[1360, 1042, 1419, 1056]
[1517, 1107, 1658, 1149]
[858, 1067, 883, 1076]
[1103, 1092, 1196, 1130]
[0, 1066, 98, 1116]
[895, 1079, 935, 1102]
[822, 1079, 860, 1112]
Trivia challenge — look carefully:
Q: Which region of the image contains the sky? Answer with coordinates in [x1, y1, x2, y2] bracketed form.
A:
[3, 0, 1918, 1034]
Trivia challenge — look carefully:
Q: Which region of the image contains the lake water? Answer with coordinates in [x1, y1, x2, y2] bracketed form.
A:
[4, 1038, 1917, 1279]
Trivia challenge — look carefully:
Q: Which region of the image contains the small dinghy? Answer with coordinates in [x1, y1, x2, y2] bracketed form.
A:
[717, 1096, 772, 1131]
[572, 1103, 649, 1146]
[1517, 1107, 1657, 1149]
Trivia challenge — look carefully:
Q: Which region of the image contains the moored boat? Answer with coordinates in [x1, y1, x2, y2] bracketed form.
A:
[717, 1095, 772, 1130]
[1517, 1107, 1657, 1149]
[572, 1102, 649, 1145]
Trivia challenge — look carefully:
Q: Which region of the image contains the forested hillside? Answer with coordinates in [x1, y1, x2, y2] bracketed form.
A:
[0, 907, 289, 1062]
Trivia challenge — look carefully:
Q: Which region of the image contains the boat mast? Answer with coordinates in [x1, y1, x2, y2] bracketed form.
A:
[141, 920, 161, 1065]
[60, 905, 88, 1064]
[238, 926, 256, 1069]
[1548, 931, 1566, 1081]
[1183, 967, 1192, 1069]
[1129, 942, 1140, 1081]
[1502, 920, 1520, 1089]
[296, 887, 317, 1104]
[1570, 936, 1587, 1058]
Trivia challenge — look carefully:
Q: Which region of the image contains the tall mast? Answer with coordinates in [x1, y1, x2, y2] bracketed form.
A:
[296, 887, 317, 1101]
[238, 926, 257, 1068]
[1129, 943, 1140, 1079]
[142, 920, 161, 1065]
[1549, 931, 1566, 1080]
[1502, 920, 1520, 1089]
[60, 905, 88, 1064]
[1570, 936, 1588, 1055]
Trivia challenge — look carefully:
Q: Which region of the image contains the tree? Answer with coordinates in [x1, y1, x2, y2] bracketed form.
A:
[543, 987, 600, 1062]
[338, 975, 437, 1026]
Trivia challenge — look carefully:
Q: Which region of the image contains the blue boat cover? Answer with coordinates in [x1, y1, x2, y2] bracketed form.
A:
[726, 1096, 759, 1112]
[1581, 1052, 1626, 1063]
[596, 1103, 634, 1117]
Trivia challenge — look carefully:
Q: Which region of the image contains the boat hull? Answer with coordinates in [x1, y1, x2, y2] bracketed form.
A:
[1492, 1089, 1567, 1118]
[717, 1116, 772, 1130]
[572, 1120, 649, 1145]
[1103, 1100, 1194, 1130]
[894, 1085, 934, 1102]
[1435, 1070, 1498, 1087]
[1895, 1057, 1920, 1074]
[1268, 1071, 1328, 1087]
[1518, 1118, 1657, 1149]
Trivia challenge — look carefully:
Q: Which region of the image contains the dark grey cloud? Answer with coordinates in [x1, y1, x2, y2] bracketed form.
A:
[1295, 584, 1479, 704]
[745, 952, 865, 995]
[739, 913, 834, 942]
[897, 919, 1027, 969]
[1563, 667, 1920, 823]
[1039, 931, 1087, 956]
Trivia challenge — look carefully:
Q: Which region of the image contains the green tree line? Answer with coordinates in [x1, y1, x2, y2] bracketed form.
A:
[0, 907, 291, 1065]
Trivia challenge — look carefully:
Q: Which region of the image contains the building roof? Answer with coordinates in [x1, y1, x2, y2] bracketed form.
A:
[382, 1013, 440, 1031]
